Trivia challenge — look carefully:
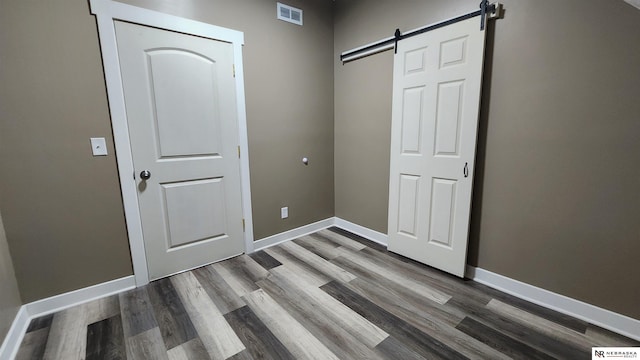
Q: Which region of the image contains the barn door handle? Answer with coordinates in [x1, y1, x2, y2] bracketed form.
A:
[463, 162, 469, 178]
[140, 170, 151, 180]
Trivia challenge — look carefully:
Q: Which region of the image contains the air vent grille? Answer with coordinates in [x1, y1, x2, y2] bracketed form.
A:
[277, 2, 303, 26]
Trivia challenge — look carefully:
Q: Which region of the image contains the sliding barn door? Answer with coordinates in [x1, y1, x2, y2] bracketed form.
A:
[388, 17, 486, 277]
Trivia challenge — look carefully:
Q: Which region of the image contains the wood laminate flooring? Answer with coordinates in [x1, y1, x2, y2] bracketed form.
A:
[16, 228, 639, 359]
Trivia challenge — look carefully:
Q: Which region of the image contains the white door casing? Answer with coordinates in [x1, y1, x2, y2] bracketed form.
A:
[115, 21, 244, 280]
[90, 0, 254, 286]
[388, 17, 486, 277]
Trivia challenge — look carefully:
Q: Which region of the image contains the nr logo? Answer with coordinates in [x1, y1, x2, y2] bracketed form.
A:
[594, 350, 605, 358]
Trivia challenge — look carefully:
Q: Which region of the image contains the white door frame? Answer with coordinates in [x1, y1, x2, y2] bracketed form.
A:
[90, 0, 255, 286]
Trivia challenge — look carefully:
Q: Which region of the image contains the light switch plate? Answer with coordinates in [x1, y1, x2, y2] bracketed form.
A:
[90, 137, 108, 156]
[281, 207, 289, 219]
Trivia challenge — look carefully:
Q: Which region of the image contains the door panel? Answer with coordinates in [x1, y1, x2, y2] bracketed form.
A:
[401, 88, 424, 154]
[148, 50, 222, 158]
[428, 178, 457, 249]
[388, 17, 486, 277]
[434, 81, 464, 156]
[115, 21, 244, 280]
[163, 178, 227, 249]
[398, 174, 420, 238]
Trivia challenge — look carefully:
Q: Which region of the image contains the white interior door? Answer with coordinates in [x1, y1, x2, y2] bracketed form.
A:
[388, 17, 486, 277]
[115, 21, 244, 280]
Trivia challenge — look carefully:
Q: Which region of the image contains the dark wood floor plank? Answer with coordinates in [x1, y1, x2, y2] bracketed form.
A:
[86, 314, 125, 360]
[333, 246, 452, 305]
[192, 264, 245, 315]
[373, 336, 427, 360]
[119, 287, 158, 338]
[279, 241, 356, 283]
[294, 234, 341, 260]
[264, 246, 331, 287]
[327, 228, 491, 309]
[147, 277, 198, 350]
[486, 298, 596, 350]
[331, 256, 464, 326]
[269, 265, 388, 347]
[15, 327, 49, 360]
[448, 297, 587, 359]
[467, 281, 589, 333]
[326, 227, 387, 252]
[224, 306, 296, 360]
[170, 271, 246, 359]
[585, 324, 640, 347]
[315, 229, 367, 251]
[26, 314, 54, 333]
[85, 295, 122, 326]
[320, 280, 468, 360]
[292, 239, 329, 261]
[43, 304, 90, 359]
[358, 246, 492, 307]
[212, 255, 269, 297]
[226, 349, 255, 360]
[167, 338, 211, 360]
[339, 276, 510, 359]
[248, 251, 282, 270]
[256, 277, 386, 360]
[125, 327, 169, 360]
[241, 288, 340, 360]
[456, 316, 555, 360]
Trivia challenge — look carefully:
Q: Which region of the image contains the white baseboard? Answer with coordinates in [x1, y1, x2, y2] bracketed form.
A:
[466, 266, 640, 342]
[252, 217, 388, 252]
[0, 307, 29, 360]
[253, 218, 335, 251]
[24, 276, 136, 317]
[333, 218, 388, 246]
[0, 275, 135, 360]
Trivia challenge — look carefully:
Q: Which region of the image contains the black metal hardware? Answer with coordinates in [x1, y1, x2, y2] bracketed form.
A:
[464, 162, 469, 178]
[480, 0, 490, 30]
[340, 2, 497, 62]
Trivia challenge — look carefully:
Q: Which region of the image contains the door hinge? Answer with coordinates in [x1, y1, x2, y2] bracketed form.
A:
[233, 64, 236, 78]
[237, 145, 241, 158]
[242, 218, 246, 232]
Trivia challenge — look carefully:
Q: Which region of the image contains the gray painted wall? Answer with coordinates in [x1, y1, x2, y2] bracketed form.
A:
[334, 0, 640, 319]
[0, 0, 334, 302]
[0, 210, 21, 344]
[0, 0, 134, 303]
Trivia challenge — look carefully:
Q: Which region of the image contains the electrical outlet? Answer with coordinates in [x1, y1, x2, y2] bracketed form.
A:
[281, 207, 289, 219]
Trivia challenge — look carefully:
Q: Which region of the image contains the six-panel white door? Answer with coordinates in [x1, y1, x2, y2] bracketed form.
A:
[388, 17, 486, 277]
[115, 21, 244, 280]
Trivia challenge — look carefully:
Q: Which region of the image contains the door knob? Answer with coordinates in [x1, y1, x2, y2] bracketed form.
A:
[140, 170, 151, 180]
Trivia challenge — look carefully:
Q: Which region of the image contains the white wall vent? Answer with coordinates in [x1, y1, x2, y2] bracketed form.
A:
[277, 2, 303, 26]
